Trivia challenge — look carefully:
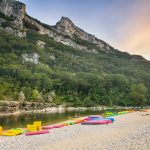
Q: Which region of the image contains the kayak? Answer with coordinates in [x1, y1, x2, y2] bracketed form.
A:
[141, 109, 150, 112]
[2, 128, 25, 136]
[118, 111, 128, 115]
[12, 128, 25, 134]
[2, 132, 17, 136]
[87, 117, 114, 123]
[105, 117, 115, 122]
[53, 124, 64, 128]
[25, 130, 49, 136]
[81, 120, 108, 125]
[74, 120, 85, 124]
[43, 124, 64, 130]
[43, 125, 54, 130]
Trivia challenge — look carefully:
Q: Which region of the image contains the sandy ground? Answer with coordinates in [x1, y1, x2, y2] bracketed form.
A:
[0, 111, 150, 150]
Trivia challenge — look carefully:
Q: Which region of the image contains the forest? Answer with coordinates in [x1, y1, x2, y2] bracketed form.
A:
[0, 29, 149, 107]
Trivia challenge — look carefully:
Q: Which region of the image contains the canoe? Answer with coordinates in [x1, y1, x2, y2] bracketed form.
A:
[81, 120, 108, 125]
[25, 130, 49, 136]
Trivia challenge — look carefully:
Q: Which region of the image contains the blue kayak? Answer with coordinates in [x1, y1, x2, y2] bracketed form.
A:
[89, 117, 115, 122]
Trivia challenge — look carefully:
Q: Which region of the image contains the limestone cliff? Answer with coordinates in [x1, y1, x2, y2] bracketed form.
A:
[0, 0, 146, 59]
[0, 0, 112, 52]
[55, 17, 112, 50]
[0, 0, 25, 29]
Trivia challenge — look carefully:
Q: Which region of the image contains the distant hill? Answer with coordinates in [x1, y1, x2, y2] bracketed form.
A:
[0, 0, 149, 107]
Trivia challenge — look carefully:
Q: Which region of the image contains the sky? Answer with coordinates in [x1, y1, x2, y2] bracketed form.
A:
[20, 0, 150, 60]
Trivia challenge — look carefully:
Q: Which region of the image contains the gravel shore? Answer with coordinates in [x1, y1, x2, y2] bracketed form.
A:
[0, 111, 150, 150]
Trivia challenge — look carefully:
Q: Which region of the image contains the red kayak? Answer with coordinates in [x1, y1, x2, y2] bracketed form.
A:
[25, 130, 49, 136]
[43, 124, 64, 130]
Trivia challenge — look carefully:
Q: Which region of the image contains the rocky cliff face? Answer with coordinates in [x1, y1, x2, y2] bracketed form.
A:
[56, 17, 96, 42]
[55, 17, 112, 50]
[0, 0, 113, 52]
[0, 0, 25, 29]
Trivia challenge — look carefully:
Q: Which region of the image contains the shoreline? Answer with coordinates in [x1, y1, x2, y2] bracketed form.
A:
[0, 105, 119, 117]
[0, 111, 150, 150]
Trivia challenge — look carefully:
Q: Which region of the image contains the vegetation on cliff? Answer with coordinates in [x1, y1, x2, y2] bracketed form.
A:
[0, 29, 149, 107]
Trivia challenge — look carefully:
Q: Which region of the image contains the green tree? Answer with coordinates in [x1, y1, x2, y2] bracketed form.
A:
[32, 90, 43, 102]
[130, 83, 147, 106]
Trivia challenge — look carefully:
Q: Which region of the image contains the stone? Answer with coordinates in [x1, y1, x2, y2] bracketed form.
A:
[22, 53, 39, 64]
[47, 91, 56, 103]
[55, 17, 112, 51]
[5, 27, 26, 37]
[36, 40, 46, 49]
[18, 91, 25, 102]
[0, 0, 26, 29]
[0, 0, 114, 53]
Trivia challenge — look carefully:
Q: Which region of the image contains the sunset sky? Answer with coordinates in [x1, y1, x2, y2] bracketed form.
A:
[20, 0, 150, 60]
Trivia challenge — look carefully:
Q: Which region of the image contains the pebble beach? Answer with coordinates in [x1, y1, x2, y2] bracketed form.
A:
[0, 111, 150, 150]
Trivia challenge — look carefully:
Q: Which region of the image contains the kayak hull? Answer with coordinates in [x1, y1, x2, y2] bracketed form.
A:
[81, 120, 108, 125]
[43, 124, 64, 130]
[25, 130, 49, 136]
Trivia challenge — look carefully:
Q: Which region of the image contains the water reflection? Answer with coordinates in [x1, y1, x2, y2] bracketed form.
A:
[0, 110, 104, 130]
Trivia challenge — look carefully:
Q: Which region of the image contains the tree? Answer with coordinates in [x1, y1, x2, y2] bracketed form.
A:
[32, 90, 43, 102]
[130, 83, 147, 106]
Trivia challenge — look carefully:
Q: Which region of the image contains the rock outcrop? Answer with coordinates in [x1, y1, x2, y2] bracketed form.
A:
[0, 0, 26, 29]
[0, 0, 112, 52]
[56, 17, 96, 42]
[22, 53, 39, 64]
[55, 17, 112, 50]
[36, 40, 46, 49]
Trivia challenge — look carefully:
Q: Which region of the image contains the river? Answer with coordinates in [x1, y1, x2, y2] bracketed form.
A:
[0, 110, 108, 130]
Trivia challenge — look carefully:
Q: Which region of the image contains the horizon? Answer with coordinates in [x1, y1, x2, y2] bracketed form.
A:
[20, 0, 150, 60]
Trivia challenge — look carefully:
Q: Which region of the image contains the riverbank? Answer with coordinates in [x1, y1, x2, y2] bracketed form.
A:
[0, 111, 150, 150]
[0, 105, 106, 117]
[0, 101, 127, 117]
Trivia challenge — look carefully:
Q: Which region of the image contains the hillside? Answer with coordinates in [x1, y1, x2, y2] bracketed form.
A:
[0, 0, 150, 107]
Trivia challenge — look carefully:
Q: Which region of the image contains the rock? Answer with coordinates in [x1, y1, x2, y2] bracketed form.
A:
[48, 91, 56, 102]
[22, 53, 39, 64]
[18, 91, 25, 105]
[0, 1, 112, 53]
[5, 27, 26, 37]
[55, 17, 112, 51]
[56, 17, 95, 42]
[23, 15, 53, 34]
[36, 40, 46, 49]
[0, 0, 26, 29]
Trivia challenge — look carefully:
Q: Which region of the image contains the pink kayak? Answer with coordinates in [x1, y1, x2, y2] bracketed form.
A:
[25, 130, 49, 136]
[81, 120, 108, 125]
[43, 124, 64, 130]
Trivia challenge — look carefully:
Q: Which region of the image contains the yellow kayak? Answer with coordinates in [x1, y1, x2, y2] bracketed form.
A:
[2, 132, 17, 136]
[2, 128, 25, 136]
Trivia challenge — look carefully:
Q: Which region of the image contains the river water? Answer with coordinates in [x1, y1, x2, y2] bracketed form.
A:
[0, 110, 108, 130]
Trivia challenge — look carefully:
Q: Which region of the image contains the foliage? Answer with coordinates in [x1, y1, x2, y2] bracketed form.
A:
[0, 29, 149, 106]
[130, 83, 147, 106]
